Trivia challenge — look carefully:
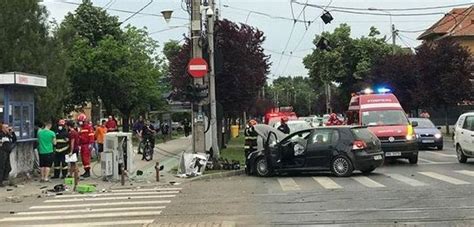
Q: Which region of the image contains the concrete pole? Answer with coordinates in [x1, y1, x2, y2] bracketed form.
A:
[191, 0, 206, 153]
[391, 24, 397, 54]
[208, 0, 220, 158]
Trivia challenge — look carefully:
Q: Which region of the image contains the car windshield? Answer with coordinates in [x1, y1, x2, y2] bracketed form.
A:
[410, 118, 435, 128]
[287, 121, 312, 132]
[361, 110, 408, 126]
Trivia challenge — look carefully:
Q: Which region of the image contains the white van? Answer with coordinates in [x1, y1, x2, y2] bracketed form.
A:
[454, 112, 474, 163]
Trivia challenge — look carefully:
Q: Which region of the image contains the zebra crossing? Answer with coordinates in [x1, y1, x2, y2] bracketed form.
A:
[0, 187, 182, 226]
[274, 170, 474, 192]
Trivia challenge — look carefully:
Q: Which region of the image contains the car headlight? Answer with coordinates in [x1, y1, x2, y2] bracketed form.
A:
[434, 133, 442, 139]
[406, 134, 415, 141]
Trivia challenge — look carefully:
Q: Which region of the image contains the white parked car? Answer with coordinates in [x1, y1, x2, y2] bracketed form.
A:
[454, 112, 474, 163]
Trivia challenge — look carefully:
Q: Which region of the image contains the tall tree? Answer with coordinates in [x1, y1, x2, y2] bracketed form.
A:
[169, 19, 270, 118]
[304, 24, 397, 108]
[0, 0, 70, 122]
[370, 53, 419, 112]
[416, 38, 473, 132]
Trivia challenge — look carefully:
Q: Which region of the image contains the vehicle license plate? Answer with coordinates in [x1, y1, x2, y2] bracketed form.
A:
[385, 152, 401, 157]
[422, 140, 435, 143]
[373, 155, 382, 160]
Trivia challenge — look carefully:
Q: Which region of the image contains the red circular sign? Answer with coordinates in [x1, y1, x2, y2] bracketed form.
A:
[187, 58, 208, 78]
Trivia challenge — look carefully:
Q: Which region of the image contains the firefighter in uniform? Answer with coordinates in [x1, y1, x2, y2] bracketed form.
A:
[244, 119, 258, 157]
[52, 119, 69, 179]
[77, 114, 95, 178]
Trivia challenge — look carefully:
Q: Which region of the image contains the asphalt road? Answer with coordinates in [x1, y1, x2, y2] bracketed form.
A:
[2, 140, 474, 226]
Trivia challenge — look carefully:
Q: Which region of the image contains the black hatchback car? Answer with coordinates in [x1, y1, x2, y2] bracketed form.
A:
[246, 125, 384, 177]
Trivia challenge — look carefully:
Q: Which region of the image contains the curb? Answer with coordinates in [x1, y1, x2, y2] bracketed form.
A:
[189, 169, 245, 181]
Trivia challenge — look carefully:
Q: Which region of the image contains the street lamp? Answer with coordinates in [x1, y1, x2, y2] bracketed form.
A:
[161, 10, 174, 23]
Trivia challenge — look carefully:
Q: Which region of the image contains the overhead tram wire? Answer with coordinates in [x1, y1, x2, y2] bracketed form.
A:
[57, 0, 189, 21]
[280, 0, 333, 76]
[292, 1, 473, 12]
[222, 5, 310, 24]
[121, 0, 154, 24]
[273, 21, 297, 77]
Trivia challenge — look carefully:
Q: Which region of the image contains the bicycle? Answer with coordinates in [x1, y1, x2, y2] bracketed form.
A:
[142, 138, 154, 161]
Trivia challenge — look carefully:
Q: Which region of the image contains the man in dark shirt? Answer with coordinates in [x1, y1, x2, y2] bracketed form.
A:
[133, 116, 145, 154]
[277, 117, 290, 134]
[142, 121, 156, 160]
[0, 123, 16, 187]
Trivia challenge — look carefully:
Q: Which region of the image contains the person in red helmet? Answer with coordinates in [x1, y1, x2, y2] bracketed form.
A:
[52, 119, 69, 179]
[77, 114, 94, 178]
[326, 113, 343, 126]
[277, 116, 290, 134]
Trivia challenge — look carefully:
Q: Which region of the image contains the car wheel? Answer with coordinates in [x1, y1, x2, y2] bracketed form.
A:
[361, 167, 376, 175]
[409, 155, 418, 164]
[437, 145, 443, 150]
[456, 145, 468, 163]
[331, 156, 354, 177]
[255, 157, 272, 177]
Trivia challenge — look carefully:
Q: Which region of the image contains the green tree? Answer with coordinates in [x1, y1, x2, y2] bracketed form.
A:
[0, 0, 70, 123]
[304, 24, 397, 107]
[416, 39, 473, 133]
[68, 26, 163, 131]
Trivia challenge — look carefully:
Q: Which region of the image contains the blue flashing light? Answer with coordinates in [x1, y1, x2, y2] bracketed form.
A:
[377, 88, 391, 93]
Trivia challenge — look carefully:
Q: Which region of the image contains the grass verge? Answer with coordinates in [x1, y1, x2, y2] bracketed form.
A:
[220, 135, 245, 165]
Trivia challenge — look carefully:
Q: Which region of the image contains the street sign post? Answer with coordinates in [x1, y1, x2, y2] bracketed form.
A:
[187, 58, 208, 78]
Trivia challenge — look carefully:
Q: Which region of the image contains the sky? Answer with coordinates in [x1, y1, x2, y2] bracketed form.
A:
[41, 0, 473, 80]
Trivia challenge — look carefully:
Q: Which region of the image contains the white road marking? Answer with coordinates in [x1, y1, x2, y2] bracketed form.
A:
[17, 206, 166, 215]
[352, 176, 385, 188]
[418, 158, 435, 163]
[45, 194, 175, 203]
[30, 200, 170, 209]
[55, 191, 179, 198]
[277, 178, 301, 191]
[313, 177, 342, 189]
[110, 187, 182, 192]
[425, 151, 457, 158]
[419, 172, 470, 185]
[27, 219, 155, 227]
[384, 173, 427, 187]
[0, 211, 162, 222]
[455, 170, 474, 177]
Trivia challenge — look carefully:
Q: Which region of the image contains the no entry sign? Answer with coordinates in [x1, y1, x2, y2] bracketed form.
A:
[187, 58, 208, 78]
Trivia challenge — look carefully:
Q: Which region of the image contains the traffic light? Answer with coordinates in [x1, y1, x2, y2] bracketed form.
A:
[321, 11, 333, 24]
[185, 84, 209, 103]
[316, 37, 331, 51]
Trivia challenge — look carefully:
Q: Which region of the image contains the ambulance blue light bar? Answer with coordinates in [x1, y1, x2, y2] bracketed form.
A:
[377, 88, 391, 93]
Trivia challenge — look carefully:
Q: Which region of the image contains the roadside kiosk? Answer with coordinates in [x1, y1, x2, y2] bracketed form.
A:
[0, 72, 47, 177]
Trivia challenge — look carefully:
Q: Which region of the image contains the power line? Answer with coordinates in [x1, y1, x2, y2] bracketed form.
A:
[149, 25, 189, 35]
[56, 0, 189, 21]
[222, 4, 309, 24]
[396, 33, 415, 49]
[293, 1, 473, 12]
[292, 1, 448, 17]
[121, 0, 154, 24]
[273, 21, 297, 77]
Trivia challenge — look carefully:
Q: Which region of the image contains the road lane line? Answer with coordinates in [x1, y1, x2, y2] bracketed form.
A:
[27, 219, 155, 227]
[277, 178, 301, 191]
[313, 177, 342, 189]
[455, 170, 474, 177]
[418, 158, 435, 163]
[17, 206, 166, 215]
[110, 187, 182, 192]
[0, 211, 162, 222]
[45, 194, 175, 203]
[55, 191, 179, 198]
[384, 173, 427, 187]
[30, 200, 170, 209]
[419, 172, 470, 185]
[425, 151, 457, 158]
[352, 176, 385, 188]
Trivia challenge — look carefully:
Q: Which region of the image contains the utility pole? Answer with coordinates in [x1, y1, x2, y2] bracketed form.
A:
[191, 0, 206, 153]
[391, 24, 397, 54]
[208, 0, 220, 158]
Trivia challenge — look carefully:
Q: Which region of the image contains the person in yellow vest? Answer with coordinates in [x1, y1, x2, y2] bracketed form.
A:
[52, 119, 69, 179]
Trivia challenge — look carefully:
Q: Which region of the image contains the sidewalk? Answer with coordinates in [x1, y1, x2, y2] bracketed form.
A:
[0, 136, 192, 202]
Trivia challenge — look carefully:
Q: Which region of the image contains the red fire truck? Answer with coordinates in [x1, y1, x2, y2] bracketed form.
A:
[264, 107, 297, 125]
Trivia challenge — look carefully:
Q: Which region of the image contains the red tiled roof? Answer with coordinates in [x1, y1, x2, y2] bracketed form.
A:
[418, 6, 474, 40]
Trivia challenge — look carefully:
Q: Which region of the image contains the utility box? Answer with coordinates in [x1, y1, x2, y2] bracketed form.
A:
[103, 132, 134, 181]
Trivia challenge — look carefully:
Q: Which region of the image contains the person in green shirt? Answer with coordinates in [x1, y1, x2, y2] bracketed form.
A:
[37, 122, 56, 182]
